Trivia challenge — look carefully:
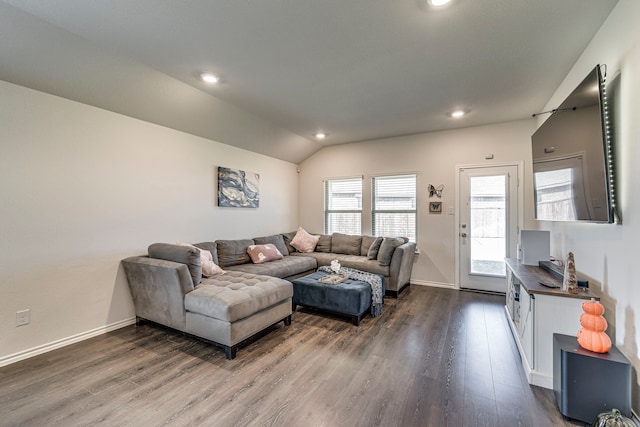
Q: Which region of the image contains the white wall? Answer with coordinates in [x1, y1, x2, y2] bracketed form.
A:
[534, 0, 640, 412]
[299, 119, 536, 287]
[0, 80, 299, 364]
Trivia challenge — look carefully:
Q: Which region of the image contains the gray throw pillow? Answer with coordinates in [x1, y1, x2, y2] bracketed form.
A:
[215, 239, 254, 267]
[253, 234, 289, 256]
[377, 237, 404, 266]
[148, 243, 202, 285]
[331, 233, 362, 255]
[367, 237, 384, 260]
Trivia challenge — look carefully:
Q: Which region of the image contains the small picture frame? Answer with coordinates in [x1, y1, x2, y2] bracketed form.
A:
[429, 201, 442, 213]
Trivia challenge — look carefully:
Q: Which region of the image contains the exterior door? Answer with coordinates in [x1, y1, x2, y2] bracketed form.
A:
[459, 165, 519, 293]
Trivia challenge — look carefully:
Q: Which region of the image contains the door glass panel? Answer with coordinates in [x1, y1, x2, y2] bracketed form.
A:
[470, 175, 506, 276]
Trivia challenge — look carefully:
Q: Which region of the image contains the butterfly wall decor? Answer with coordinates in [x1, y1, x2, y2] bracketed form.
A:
[428, 184, 444, 198]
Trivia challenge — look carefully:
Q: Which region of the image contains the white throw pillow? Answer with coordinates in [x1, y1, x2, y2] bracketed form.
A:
[290, 227, 320, 253]
[176, 242, 225, 276]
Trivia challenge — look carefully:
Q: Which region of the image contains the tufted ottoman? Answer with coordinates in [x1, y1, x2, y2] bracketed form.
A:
[292, 271, 374, 325]
[184, 271, 293, 359]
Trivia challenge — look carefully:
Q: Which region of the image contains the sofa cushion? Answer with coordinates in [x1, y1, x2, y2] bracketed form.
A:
[148, 243, 202, 285]
[193, 241, 219, 265]
[291, 252, 390, 277]
[186, 271, 293, 322]
[282, 231, 297, 254]
[367, 237, 384, 260]
[253, 234, 289, 256]
[177, 242, 225, 277]
[360, 235, 374, 256]
[225, 255, 317, 279]
[290, 227, 320, 253]
[331, 233, 362, 255]
[377, 237, 405, 266]
[247, 244, 284, 264]
[216, 239, 254, 267]
[315, 234, 332, 253]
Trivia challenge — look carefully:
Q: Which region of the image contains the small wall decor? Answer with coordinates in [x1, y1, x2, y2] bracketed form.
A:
[218, 166, 260, 208]
[429, 201, 442, 213]
[428, 184, 444, 198]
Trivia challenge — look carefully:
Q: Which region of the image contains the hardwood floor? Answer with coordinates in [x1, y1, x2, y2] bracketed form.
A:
[0, 286, 586, 427]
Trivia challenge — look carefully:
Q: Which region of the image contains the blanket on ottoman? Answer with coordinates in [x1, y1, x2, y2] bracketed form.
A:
[318, 265, 383, 317]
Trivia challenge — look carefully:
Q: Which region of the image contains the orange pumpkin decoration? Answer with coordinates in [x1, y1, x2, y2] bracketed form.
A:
[577, 298, 611, 353]
[579, 312, 607, 332]
[582, 298, 605, 316]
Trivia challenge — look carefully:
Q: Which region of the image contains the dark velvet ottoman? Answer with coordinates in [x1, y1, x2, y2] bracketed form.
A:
[291, 271, 372, 325]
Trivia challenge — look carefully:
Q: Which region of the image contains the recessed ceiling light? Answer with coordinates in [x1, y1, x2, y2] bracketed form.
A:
[200, 73, 220, 84]
[450, 110, 465, 118]
[315, 132, 327, 140]
[429, 0, 451, 7]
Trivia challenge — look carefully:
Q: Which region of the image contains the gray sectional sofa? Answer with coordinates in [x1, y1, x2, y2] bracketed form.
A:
[202, 232, 416, 297]
[122, 231, 416, 359]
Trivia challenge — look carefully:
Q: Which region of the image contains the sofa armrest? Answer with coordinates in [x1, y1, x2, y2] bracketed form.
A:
[388, 242, 417, 293]
[121, 256, 194, 331]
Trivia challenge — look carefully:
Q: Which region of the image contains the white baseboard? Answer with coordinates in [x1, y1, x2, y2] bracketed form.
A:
[411, 279, 457, 290]
[0, 317, 136, 368]
[529, 370, 553, 389]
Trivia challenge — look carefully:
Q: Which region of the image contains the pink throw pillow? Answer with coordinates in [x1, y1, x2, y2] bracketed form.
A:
[290, 227, 320, 253]
[176, 242, 225, 277]
[247, 244, 284, 264]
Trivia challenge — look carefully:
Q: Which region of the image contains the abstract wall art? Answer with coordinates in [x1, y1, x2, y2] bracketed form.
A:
[217, 166, 260, 208]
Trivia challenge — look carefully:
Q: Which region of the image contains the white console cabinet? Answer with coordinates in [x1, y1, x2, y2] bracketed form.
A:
[505, 259, 599, 389]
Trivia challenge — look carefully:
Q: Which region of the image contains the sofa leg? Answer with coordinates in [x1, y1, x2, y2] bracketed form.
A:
[224, 345, 238, 360]
[284, 315, 292, 326]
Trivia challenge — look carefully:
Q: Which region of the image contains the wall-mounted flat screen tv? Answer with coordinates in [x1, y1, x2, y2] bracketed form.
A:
[531, 65, 615, 223]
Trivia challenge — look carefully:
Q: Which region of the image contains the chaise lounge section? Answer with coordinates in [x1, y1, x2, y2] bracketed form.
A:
[122, 243, 293, 360]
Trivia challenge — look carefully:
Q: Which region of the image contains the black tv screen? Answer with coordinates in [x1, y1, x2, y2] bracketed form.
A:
[531, 65, 614, 223]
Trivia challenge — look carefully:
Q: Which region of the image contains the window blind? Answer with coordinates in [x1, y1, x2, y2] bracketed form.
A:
[324, 178, 362, 235]
[372, 174, 417, 241]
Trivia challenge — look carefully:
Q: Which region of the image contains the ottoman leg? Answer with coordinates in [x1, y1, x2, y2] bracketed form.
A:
[352, 315, 360, 326]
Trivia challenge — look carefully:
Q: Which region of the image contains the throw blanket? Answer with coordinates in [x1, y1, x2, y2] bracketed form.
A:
[318, 266, 383, 317]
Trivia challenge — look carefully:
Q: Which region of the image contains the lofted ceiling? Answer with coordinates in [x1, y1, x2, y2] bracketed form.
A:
[0, 0, 618, 163]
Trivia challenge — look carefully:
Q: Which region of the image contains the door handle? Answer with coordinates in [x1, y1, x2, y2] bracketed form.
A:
[461, 233, 467, 238]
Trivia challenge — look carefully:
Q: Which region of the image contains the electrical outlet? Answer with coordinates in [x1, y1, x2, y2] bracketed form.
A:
[16, 309, 30, 326]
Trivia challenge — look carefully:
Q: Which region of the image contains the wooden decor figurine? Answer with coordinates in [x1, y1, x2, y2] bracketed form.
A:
[562, 251, 578, 293]
[577, 298, 612, 353]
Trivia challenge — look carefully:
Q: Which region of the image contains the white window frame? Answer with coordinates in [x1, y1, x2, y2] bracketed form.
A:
[372, 174, 417, 241]
[324, 177, 363, 235]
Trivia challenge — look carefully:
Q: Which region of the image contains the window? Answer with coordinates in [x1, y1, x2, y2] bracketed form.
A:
[324, 178, 362, 235]
[372, 174, 417, 241]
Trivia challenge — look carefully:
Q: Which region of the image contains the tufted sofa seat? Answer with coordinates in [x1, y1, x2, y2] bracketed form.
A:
[122, 244, 292, 360]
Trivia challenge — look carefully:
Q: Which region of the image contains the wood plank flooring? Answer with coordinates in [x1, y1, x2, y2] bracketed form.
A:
[0, 286, 586, 427]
